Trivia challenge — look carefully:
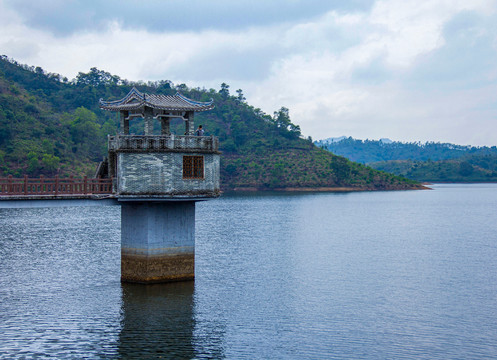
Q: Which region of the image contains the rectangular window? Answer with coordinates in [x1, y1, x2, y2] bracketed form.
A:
[183, 155, 204, 179]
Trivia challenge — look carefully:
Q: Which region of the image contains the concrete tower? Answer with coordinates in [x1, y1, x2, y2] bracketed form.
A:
[100, 88, 219, 283]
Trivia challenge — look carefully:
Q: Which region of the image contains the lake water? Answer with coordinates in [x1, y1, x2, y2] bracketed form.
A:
[0, 184, 496, 359]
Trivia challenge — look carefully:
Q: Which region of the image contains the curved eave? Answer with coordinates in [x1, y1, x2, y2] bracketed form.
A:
[99, 91, 214, 112]
[99, 101, 145, 111]
[176, 92, 214, 108]
[99, 102, 214, 112]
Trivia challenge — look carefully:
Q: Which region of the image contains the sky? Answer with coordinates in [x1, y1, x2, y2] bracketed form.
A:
[1, 0, 497, 146]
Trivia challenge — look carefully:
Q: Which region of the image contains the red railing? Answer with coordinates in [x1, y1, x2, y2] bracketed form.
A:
[0, 175, 113, 196]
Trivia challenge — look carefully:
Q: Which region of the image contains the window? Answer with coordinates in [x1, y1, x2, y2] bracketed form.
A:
[183, 155, 204, 179]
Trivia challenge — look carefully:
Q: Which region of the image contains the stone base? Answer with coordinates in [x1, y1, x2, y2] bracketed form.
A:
[121, 253, 194, 283]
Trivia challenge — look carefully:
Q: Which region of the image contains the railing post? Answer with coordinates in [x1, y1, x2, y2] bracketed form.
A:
[24, 175, 28, 195]
[84, 176, 88, 195]
[55, 175, 59, 195]
[70, 175, 74, 194]
[8, 175, 13, 194]
[40, 175, 44, 195]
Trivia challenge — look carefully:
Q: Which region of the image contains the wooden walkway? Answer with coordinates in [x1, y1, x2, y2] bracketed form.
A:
[0, 175, 113, 197]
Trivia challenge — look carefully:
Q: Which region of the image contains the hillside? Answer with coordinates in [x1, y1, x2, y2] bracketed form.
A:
[370, 155, 497, 182]
[0, 56, 422, 191]
[315, 137, 497, 182]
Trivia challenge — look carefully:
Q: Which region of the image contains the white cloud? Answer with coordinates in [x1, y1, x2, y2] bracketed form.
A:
[0, 0, 497, 145]
[247, 0, 497, 145]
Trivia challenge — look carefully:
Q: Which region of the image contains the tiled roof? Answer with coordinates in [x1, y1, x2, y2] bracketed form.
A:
[99, 87, 214, 112]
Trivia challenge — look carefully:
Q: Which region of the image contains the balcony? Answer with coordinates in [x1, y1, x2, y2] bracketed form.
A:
[108, 135, 219, 153]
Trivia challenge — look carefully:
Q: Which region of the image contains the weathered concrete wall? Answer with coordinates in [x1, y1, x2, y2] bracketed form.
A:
[121, 201, 195, 283]
[117, 152, 220, 196]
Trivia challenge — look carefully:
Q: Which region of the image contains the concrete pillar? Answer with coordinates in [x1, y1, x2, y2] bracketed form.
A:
[121, 201, 195, 283]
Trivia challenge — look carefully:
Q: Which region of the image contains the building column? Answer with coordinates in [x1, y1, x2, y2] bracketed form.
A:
[188, 112, 195, 135]
[121, 201, 195, 283]
[184, 111, 195, 135]
[120, 111, 130, 135]
[144, 107, 154, 135]
[184, 113, 189, 135]
[161, 118, 170, 135]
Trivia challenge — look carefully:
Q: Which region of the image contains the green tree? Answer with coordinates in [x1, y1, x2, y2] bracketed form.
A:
[459, 161, 473, 176]
[273, 107, 291, 129]
[70, 107, 103, 160]
[26, 151, 40, 175]
[219, 83, 230, 99]
[76, 67, 121, 86]
[331, 157, 351, 183]
[273, 107, 301, 138]
[231, 115, 249, 146]
[236, 89, 246, 103]
[41, 154, 60, 174]
[41, 139, 54, 155]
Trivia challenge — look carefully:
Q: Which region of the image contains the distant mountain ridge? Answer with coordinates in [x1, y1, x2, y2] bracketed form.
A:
[316, 136, 497, 182]
[315, 136, 497, 164]
[316, 136, 393, 147]
[316, 136, 348, 144]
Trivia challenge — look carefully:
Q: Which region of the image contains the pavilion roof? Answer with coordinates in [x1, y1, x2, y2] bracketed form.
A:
[99, 87, 214, 112]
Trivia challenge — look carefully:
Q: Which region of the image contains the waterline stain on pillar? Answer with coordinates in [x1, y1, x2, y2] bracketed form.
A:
[121, 201, 195, 283]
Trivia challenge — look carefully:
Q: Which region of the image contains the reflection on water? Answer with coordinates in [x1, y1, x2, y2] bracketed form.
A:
[119, 282, 196, 359]
[119, 281, 227, 360]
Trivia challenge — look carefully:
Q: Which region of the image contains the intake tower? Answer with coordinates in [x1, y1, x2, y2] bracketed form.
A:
[100, 87, 220, 283]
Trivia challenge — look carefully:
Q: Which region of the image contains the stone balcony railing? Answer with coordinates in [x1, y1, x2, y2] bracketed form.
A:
[108, 135, 219, 152]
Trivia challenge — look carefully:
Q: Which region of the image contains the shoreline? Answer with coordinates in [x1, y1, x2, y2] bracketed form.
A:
[223, 185, 430, 192]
